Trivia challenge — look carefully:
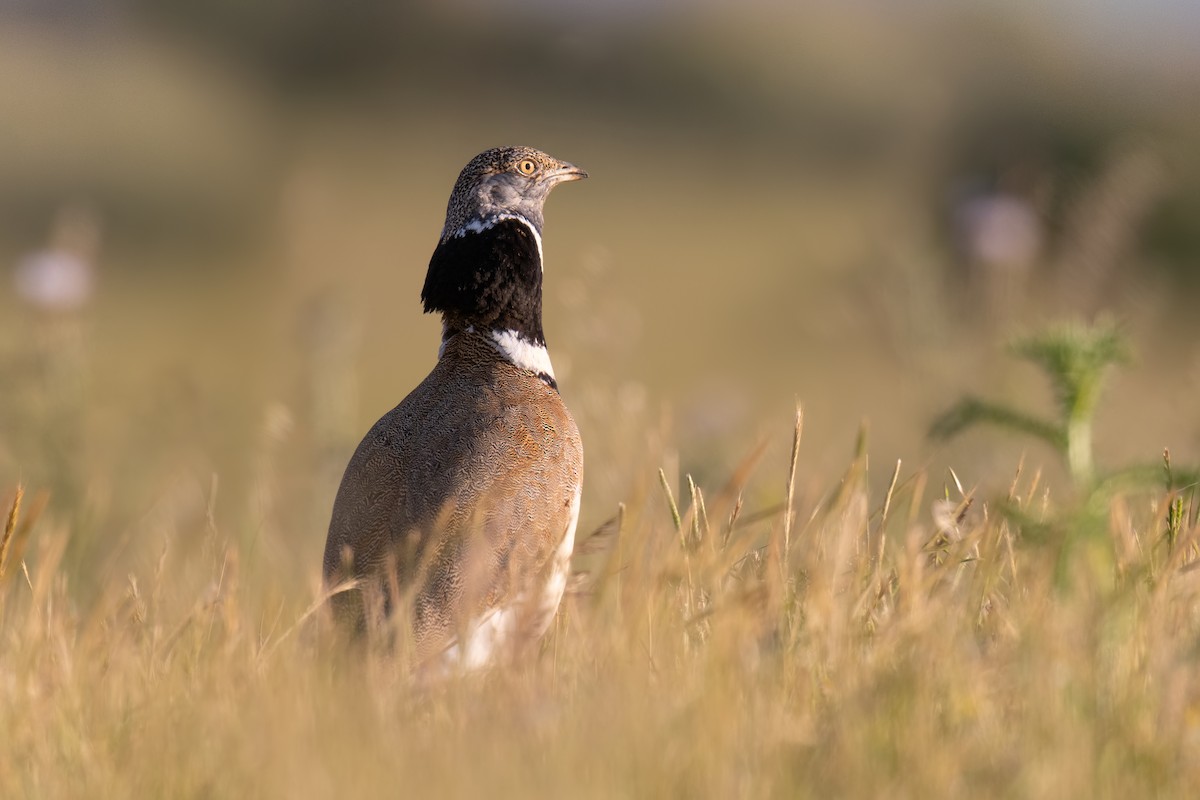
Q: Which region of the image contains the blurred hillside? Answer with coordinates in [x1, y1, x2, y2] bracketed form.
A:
[1, 0, 1199, 594]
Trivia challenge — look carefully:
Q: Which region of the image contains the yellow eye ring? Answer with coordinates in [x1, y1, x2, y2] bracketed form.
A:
[517, 159, 537, 176]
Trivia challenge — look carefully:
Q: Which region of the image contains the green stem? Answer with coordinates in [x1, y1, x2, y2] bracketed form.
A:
[1066, 414, 1093, 486]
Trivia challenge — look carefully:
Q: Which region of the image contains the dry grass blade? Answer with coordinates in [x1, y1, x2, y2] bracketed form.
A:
[1007, 455, 1026, 502]
[574, 505, 625, 557]
[658, 468, 682, 532]
[693, 484, 711, 553]
[733, 502, 788, 528]
[258, 578, 361, 663]
[709, 437, 770, 518]
[725, 494, 744, 545]
[687, 474, 703, 546]
[874, 459, 902, 575]
[0, 486, 46, 587]
[0, 485, 23, 581]
[783, 403, 804, 565]
[948, 466, 967, 498]
[570, 504, 627, 596]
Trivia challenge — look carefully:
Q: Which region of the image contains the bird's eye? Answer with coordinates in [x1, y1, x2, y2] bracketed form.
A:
[517, 159, 537, 176]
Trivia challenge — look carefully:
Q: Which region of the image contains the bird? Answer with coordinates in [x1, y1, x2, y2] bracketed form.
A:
[323, 146, 586, 671]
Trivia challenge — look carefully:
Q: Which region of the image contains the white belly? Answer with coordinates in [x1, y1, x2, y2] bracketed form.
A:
[438, 485, 582, 672]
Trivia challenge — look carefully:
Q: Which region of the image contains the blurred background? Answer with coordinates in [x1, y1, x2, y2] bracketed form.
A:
[2, 0, 1199, 600]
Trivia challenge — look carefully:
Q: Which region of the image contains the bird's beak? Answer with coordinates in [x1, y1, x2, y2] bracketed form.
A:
[548, 162, 588, 183]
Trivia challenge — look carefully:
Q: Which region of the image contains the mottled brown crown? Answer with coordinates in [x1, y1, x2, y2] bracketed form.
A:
[439, 146, 586, 241]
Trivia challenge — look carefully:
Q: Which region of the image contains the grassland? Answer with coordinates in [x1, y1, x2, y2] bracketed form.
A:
[4, 6, 1200, 797]
[3, 391, 1200, 797]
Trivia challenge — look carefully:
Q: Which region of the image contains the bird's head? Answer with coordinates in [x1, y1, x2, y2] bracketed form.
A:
[440, 146, 587, 242]
[424, 147, 586, 362]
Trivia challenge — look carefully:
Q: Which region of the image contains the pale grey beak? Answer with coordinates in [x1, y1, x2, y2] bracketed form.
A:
[548, 162, 588, 183]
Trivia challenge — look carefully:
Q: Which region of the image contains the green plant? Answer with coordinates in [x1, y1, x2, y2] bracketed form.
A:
[931, 319, 1131, 487]
[932, 319, 1200, 590]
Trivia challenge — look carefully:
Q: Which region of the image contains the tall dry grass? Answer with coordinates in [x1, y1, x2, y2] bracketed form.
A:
[2, 408, 1199, 798]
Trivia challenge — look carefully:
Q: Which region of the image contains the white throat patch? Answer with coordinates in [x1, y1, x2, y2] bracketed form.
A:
[490, 329, 555, 380]
[455, 213, 545, 268]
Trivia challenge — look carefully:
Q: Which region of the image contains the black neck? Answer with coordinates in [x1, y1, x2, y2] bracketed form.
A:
[421, 218, 545, 344]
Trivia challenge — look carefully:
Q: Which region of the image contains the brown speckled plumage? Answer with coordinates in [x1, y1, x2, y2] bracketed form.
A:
[440, 146, 586, 241]
[323, 146, 585, 669]
[324, 334, 582, 659]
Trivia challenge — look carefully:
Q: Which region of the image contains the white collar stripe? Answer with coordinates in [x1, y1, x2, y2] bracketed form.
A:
[490, 329, 555, 380]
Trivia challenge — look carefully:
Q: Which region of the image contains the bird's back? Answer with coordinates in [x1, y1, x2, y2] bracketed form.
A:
[323, 332, 583, 661]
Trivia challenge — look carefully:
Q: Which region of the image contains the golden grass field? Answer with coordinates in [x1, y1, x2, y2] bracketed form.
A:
[4, 407, 1200, 798]
[3, 5, 1200, 797]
